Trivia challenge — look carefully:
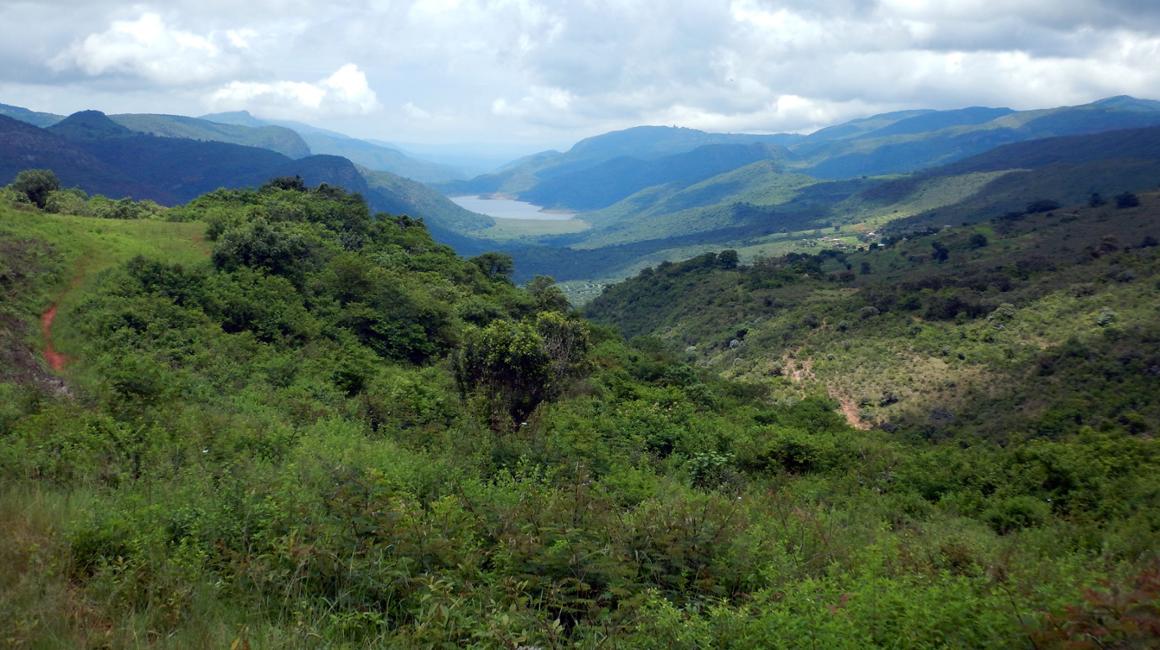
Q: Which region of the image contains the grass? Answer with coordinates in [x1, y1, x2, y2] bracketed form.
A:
[477, 216, 591, 241]
[0, 204, 209, 359]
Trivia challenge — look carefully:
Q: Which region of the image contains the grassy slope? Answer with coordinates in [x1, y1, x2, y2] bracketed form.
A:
[0, 204, 208, 358]
[361, 168, 494, 233]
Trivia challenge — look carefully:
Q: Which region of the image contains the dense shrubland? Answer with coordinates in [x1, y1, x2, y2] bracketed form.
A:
[1, 180, 1158, 647]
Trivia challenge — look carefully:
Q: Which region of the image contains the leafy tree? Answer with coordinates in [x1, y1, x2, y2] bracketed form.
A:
[526, 275, 571, 313]
[10, 169, 60, 209]
[931, 240, 950, 262]
[717, 249, 740, 269]
[471, 252, 515, 282]
[262, 175, 307, 192]
[455, 313, 589, 429]
[211, 218, 321, 285]
[969, 233, 989, 249]
[1089, 192, 1107, 207]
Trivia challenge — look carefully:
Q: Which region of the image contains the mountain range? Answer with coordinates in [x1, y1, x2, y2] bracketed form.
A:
[0, 109, 491, 234]
[6, 95, 1160, 288]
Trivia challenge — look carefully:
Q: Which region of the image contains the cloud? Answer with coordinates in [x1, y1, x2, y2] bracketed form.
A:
[8, 0, 1160, 147]
[51, 12, 241, 85]
[207, 64, 381, 118]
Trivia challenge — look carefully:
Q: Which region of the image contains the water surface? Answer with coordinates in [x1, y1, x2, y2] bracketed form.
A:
[451, 195, 575, 221]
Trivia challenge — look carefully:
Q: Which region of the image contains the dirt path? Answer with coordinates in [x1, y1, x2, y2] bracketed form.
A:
[40, 304, 67, 371]
[782, 350, 872, 430]
[830, 389, 872, 431]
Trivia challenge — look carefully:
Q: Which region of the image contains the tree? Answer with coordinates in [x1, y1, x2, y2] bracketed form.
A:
[211, 219, 317, 285]
[10, 169, 60, 209]
[471, 252, 514, 282]
[1115, 192, 1140, 209]
[969, 233, 989, 249]
[931, 240, 950, 262]
[1089, 192, 1107, 207]
[526, 275, 571, 313]
[455, 314, 589, 430]
[717, 249, 740, 269]
[262, 175, 307, 192]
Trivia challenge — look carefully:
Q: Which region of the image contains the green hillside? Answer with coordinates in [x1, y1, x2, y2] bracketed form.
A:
[587, 193, 1160, 439]
[361, 167, 494, 233]
[110, 113, 312, 159]
[2, 178, 1158, 647]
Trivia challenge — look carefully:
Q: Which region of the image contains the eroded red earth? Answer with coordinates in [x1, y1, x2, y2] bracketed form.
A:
[40, 304, 67, 371]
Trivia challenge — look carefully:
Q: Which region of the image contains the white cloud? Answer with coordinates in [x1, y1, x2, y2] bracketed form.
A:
[206, 64, 381, 118]
[51, 12, 240, 85]
[9, 0, 1160, 147]
[403, 101, 433, 119]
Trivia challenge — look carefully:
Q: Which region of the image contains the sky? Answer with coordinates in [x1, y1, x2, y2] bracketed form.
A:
[2, 0, 1160, 153]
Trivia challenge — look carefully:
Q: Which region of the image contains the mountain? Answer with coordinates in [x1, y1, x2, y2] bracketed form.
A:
[478, 112, 1160, 288]
[6, 111, 365, 204]
[0, 114, 147, 198]
[879, 125, 1160, 231]
[444, 97, 1160, 216]
[789, 96, 1160, 178]
[361, 167, 494, 233]
[521, 143, 783, 211]
[109, 113, 311, 159]
[2, 111, 496, 235]
[0, 102, 64, 128]
[47, 110, 135, 140]
[200, 111, 464, 183]
[442, 126, 798, 206]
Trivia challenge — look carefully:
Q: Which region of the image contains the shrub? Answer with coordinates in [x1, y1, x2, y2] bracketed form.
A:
[1115, 192, 1140, 209]
[983, 496, 1050, 534]
[9, 169, 60, 209]
[1026, 199, 1062, 214]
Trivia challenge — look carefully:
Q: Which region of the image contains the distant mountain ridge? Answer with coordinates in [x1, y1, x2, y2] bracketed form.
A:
[201, 111, 465, 183]
[0, 102, 64, 128]
[0, 110, 491, 234]
[109, 113, 311, 159]
[449, 96, 1160, 213]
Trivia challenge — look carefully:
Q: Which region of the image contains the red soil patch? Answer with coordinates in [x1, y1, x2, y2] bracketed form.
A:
[40, 304, 67, 371]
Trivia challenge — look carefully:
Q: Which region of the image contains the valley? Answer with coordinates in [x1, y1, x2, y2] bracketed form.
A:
[2, 91, 1160, 648]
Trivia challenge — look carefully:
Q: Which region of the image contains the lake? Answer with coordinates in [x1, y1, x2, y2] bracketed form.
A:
[450, 195, 575, 221]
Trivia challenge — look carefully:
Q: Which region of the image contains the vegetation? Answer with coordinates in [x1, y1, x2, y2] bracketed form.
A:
[1, 171, 1158, 647]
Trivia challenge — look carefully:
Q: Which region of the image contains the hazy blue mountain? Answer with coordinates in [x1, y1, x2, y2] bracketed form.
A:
[11, 111, 364, 204]
[201, 111, 464, 183]
[563, 125, 800, 165]
[442, 126, 798, 203]
[860, 107, 1015, 138]
[0, 114, 147, 198]
[109, 113, 311, 159]
[4, 111, 495, 234]
[47, 110, 136, 140]
[521, 143, 783, 210]
[0, 102, 64, 128]
[791, 97, 1160, 178]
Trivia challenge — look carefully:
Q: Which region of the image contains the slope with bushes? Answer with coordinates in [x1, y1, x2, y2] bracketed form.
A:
[1, 180, 1158, 647]
[587, 193, 1160, 441]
